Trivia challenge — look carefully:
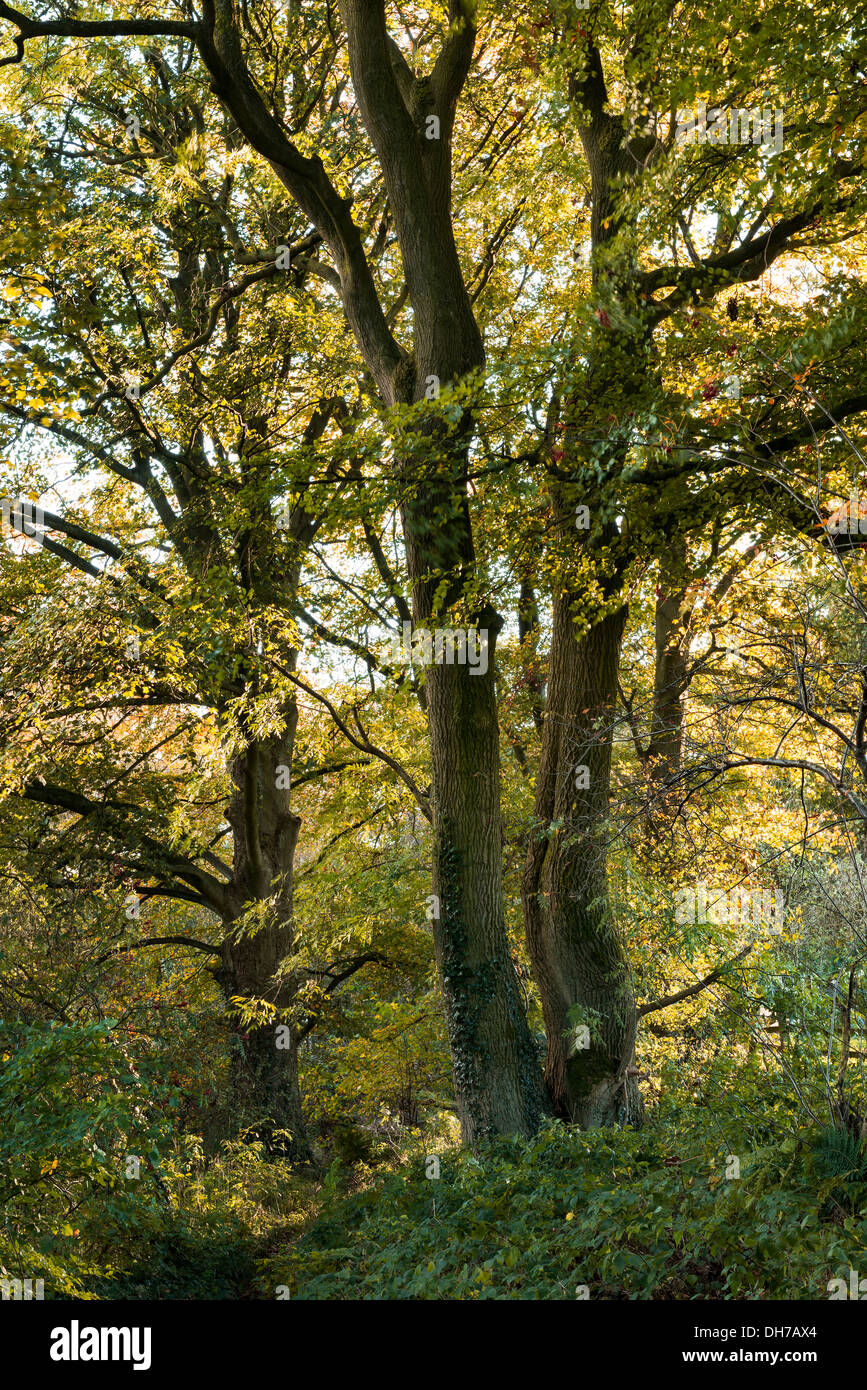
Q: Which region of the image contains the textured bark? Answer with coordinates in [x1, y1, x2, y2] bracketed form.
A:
[515, 44, 658, 1128]
[521, 303, 649, 1129]
[394, 421, 546, 1140]
[426, 620, 546, 1142]
[522, 579, 640, 1127]
[213, 721, 310, 1158]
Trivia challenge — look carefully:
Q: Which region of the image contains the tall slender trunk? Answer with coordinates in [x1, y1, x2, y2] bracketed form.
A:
[396, 424, 547, 1143]
[340, 1, 546, 1142]
[644, 534, 764, 806]
[216, 717, 311, 1159]
[648, 592, 690, 783]
[522, 578, 640, 1126]
[425, 611, 546, 1142]
[517, 41, 665, 1126]
[642, 536, 692, 835]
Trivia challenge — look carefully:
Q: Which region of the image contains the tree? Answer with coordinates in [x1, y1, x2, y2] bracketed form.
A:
[0, 0, 549, 1144]
[516, 0, 867, 1123]
[0, 39, 399, 1156]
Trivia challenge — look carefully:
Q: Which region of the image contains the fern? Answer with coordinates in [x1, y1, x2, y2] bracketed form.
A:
[812, 1125, 867, 1181]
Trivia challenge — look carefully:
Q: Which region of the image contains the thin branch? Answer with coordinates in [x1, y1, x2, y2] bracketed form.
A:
[637, 945, 753, 1018]
[94, 935, 221, 966]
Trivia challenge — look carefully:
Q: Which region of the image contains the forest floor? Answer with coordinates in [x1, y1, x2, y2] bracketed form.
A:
[86, 1115, 867, 1300]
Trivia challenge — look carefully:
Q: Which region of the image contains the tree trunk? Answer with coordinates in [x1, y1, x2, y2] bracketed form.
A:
[522, 574, 641, 1127]
[648, 589, 691, 784]
[224, 1012, 307, 1153]
[641, 535, 693, 834]
[517, 42, 663, 1127]
[426, 611, 547, 1143]
[340, 0, 546, 1142]
[216, 721, 312, 1160]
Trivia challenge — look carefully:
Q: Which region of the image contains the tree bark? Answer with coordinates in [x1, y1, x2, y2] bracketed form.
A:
[648, 592, 691, 783]
[517, 43, 659, 1127]
[216, 722, 311, 1158]
[640, 535, 693, 835]
[426, 613, 545, 1142]
[522, 573, 640, 1127]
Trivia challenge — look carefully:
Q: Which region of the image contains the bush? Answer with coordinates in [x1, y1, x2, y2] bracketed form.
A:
[260, 1117, 867, 1300]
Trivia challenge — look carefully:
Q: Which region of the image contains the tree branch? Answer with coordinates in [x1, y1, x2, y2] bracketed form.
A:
[276, 665, 432, 821]
[20, 778, 228, 912]
[637, 945, 753, 1018]
[94, 934, 221, 966]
